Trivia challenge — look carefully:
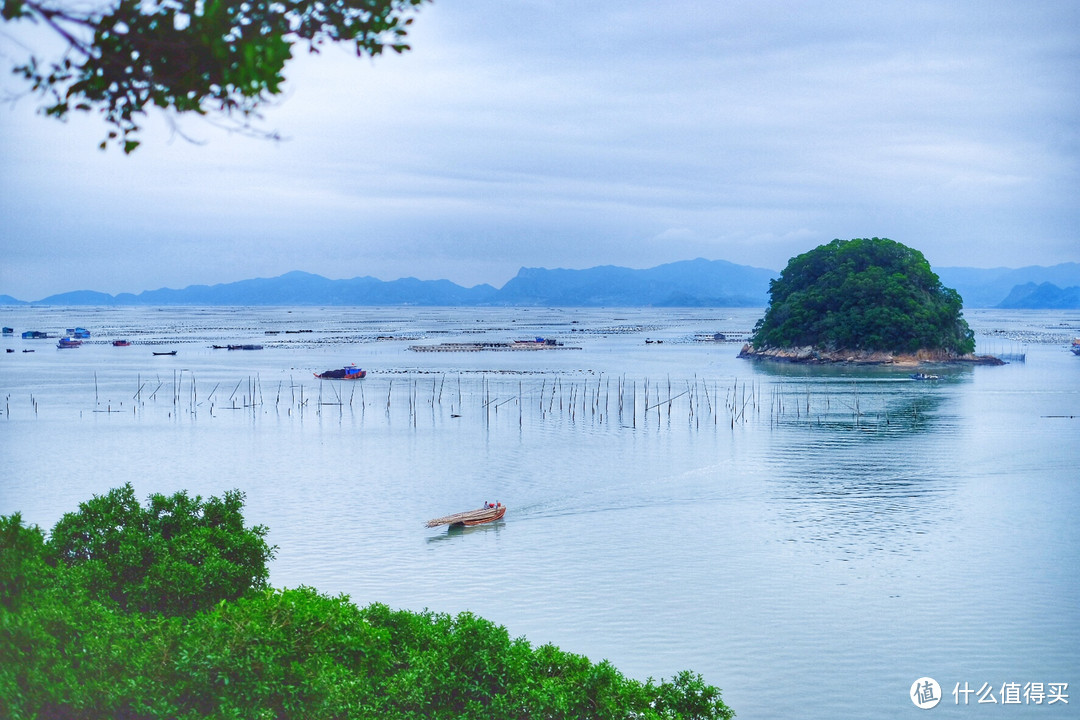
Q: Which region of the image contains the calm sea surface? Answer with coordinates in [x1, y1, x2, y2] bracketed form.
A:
[2, 306, 1078, 718]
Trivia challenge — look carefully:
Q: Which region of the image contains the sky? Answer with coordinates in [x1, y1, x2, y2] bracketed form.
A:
[1, 0, 1078, 301]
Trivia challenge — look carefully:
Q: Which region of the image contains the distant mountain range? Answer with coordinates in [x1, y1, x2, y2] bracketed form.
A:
[994, 281, 1080, 309]
[2, 259, 1078, 308]
[935, 264, 1080, 308]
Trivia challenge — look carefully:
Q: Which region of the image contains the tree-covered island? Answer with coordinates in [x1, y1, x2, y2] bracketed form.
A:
[740, 237, 1002, 365]
[1, 485, 734, 719]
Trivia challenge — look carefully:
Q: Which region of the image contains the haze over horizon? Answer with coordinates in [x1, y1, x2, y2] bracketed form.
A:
[2, 1, 1078, 301]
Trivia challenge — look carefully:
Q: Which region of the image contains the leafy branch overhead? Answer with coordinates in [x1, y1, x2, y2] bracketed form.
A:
[1, 0, 429, 151]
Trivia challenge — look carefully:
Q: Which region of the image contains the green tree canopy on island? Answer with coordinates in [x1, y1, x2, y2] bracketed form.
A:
[750, 237, 975, 354]
[1, 0, 429, 151]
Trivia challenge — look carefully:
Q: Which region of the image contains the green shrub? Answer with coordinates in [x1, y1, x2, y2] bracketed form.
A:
[1, 489, 734, 720]
[46, 483, 275, 615]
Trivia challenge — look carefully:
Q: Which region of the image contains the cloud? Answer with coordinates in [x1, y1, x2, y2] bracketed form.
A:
[1, 0, 1077, 299]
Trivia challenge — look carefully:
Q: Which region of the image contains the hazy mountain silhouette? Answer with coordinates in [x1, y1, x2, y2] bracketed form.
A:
[995, 282, 1080, 309]
[5, 260, 1079, 308]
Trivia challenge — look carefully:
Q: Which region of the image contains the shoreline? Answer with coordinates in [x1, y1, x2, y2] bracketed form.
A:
[737, 344, 1006, 366]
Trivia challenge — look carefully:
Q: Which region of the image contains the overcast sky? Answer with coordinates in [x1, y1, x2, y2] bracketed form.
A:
[1, 0, 1078, 300]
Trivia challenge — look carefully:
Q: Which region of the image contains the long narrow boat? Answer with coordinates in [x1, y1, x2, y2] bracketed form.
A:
[425, 504, 506, 528]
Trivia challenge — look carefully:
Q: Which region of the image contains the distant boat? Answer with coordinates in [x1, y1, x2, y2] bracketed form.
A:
[153, 350, 177, 356]
[57, 337, 82, 348]
[227, 344, 263, 350]
[113, 340, 132, 346]
[314, 365, 366, 380]
[425, 503, 506, 528]
[1072, 338, 1080, 356]
[910, 372, 939, 381]
[2, 327, 12, 335]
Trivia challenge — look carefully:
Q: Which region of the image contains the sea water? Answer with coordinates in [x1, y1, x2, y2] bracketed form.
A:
[1, 305, 1078, 719]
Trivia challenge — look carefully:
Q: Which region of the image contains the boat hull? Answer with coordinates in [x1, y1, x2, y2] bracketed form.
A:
[314, 368, 366, 379]
[426, 505, 506, 528]
[457, 506, 506, 526]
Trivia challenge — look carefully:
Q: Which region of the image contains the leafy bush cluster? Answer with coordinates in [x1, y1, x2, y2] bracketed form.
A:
[751, 237, 975, 354]
[1, 485, 734, 720]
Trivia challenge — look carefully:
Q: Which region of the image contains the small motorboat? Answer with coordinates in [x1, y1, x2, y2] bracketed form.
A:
[425, 503, 506, 528]
[910, 372, 939, 381]
[153, 350, 177, 356]
[314, 364, 366, 380]
[113, 340, 132, 346]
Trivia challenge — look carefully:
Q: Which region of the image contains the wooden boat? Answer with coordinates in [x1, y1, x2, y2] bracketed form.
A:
[153, 350, 177, 356]
[314, 365, 366, 379]
[426, 503, 506, 528]
[113, 339, 132, 346]
[57, 337, 82, 348]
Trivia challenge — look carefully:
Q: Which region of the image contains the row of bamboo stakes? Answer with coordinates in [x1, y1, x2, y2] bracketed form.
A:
[4, 372, 931, 430]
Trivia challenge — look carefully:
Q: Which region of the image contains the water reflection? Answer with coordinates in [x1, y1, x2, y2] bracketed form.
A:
[765, 380, 955, 435]
[761, 397, 962, 559]
[425, 521, 508, 544]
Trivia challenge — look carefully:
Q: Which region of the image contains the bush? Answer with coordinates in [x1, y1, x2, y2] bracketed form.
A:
[1, 489, 735, 719]
[46, 483, 275, 615]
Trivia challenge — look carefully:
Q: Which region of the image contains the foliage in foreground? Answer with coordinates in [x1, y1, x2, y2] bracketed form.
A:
[1, 0, 429, 152]
[750, 237, 975, 354]
[0, 487, 734, 720]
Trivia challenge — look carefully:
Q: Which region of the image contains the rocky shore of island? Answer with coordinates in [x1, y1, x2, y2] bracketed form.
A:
[738, 344, 1006, 366]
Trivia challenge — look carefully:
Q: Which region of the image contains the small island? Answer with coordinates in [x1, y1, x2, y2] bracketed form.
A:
[739, 237, 1003, 365]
